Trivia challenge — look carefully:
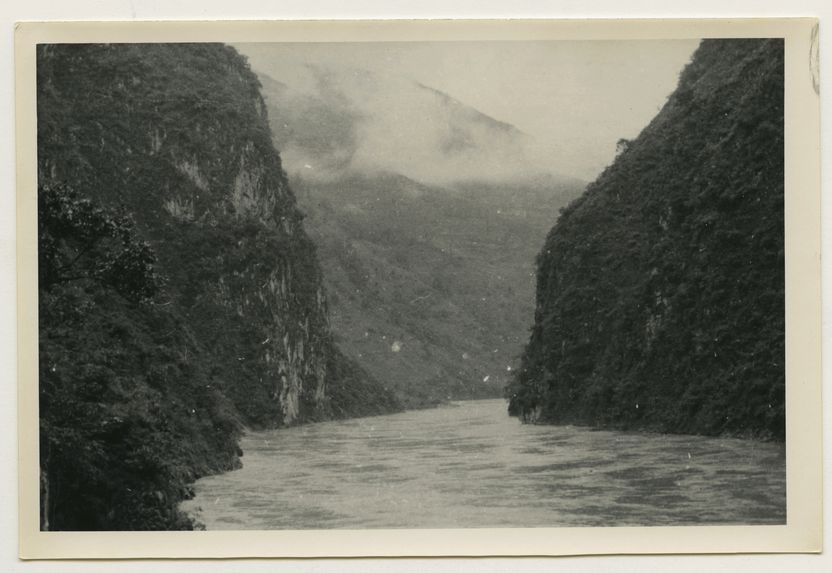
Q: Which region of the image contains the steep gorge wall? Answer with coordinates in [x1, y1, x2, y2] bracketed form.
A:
[37, 43, 398, 529]
[38, 43, 396, 427]
[507, 39, 785, 439]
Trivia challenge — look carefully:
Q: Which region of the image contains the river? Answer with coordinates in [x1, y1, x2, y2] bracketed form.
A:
[180, 399, 785, 529]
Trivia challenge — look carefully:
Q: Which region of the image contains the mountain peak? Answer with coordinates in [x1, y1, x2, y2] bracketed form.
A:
[413, 80, 527, 138]
[250, 61, 560, 186]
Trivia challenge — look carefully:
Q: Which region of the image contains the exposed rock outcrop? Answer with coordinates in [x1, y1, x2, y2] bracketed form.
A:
[37, 43, 399, 530]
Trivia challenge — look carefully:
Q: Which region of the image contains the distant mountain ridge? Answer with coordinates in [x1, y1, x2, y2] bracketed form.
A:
[413, 80, 528, 136]
[291, 171, 584, 406]
[255, 63, 568, 186]
[244, 56, 586, 408]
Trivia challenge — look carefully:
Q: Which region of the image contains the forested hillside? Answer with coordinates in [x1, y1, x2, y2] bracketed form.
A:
[292, 173, 583, 407]
[37, 43, 399, 530]
[249, 61, 585, 407]
[507, 39, 785, 439]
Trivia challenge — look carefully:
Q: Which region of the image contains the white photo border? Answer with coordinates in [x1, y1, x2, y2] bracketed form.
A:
[15, 18, 822, 559]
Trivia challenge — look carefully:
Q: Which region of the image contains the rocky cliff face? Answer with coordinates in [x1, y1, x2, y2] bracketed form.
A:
[38, 43, 396, 428]
[37, 43, 399, 529]
[243, 59, 585, 408]
[507, 39, 785, 439]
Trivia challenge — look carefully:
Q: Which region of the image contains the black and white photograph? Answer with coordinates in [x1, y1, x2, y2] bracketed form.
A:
[15, 18, 822, 559]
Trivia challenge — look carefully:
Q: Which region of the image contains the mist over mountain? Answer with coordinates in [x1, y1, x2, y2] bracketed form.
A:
[246, 56, 585, 407]
[257, 63, 575, 187]
[237, 40, 699, 183]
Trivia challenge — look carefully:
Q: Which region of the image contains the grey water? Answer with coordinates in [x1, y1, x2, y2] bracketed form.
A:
[180, 399, 785, 529]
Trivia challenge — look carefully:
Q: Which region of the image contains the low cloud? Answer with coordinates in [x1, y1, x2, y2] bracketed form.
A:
[261, 64, 564, 187]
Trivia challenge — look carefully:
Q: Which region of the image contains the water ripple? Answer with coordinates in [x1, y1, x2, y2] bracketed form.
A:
[181, 399, 785, 529]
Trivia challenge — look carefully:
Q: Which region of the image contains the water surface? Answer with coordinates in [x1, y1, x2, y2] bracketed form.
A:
[181, 399, 785, 529]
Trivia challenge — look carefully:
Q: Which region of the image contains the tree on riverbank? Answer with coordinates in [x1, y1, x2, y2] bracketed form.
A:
[39, 183, 242, 529]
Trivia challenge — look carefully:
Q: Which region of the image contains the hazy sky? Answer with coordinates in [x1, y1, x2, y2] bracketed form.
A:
[237, 40, 700, 181]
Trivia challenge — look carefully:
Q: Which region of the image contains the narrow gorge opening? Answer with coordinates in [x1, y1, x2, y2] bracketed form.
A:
[35, 37, 786, 532]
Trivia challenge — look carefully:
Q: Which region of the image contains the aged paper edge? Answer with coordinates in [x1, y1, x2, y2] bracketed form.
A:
[15, 18, 822, 559]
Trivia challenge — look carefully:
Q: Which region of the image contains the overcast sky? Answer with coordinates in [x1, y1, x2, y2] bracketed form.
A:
[237, 40, 700, 182]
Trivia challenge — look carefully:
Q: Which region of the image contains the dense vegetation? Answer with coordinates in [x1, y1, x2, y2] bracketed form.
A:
[291, 172, 583, 408]
[38, 184, 243, 530]
[251, 65, 585, 408]
[37, 43, 399, 530]
[507, 39, 785, 439]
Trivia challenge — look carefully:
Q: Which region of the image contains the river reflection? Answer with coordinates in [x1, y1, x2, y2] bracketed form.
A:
[180, 399, 785, 529]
